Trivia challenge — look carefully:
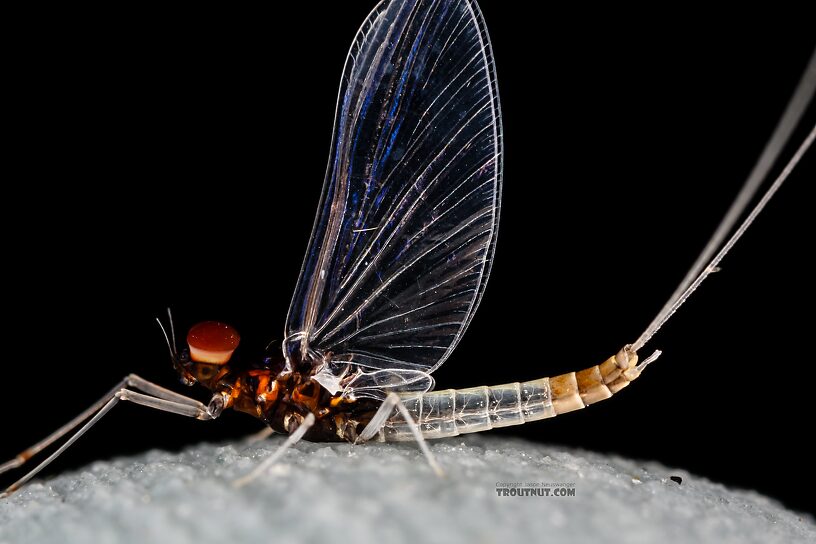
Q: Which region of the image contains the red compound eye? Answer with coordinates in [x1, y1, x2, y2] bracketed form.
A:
[186, 321, 240, 365]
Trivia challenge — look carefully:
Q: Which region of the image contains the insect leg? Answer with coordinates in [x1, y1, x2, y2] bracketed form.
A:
[125, 373, 211, 407]
[0, 374, 207, 478]
[233, 413, 315, 488]
[1, 375, 214, 497]
[357, 393, 444, 477]
[243, 426, 276, 445]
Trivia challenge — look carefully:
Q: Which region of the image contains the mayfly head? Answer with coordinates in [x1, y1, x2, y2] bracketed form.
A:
[156, 310, 241, 386]
[182, 320, 241, 384]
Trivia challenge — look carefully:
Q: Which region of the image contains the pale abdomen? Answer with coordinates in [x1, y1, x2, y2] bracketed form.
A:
[378, 349, 641, 441]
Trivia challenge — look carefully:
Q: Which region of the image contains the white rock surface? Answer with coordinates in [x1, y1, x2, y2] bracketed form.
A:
[1, 435, 812, 544]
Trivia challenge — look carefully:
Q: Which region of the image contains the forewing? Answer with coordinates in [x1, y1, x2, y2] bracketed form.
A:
[284, 0, 502, 388]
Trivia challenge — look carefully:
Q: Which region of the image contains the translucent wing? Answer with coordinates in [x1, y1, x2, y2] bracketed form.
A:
[284, 0, 502, 398]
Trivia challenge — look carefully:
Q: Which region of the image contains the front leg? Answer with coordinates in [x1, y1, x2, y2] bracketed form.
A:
[1, 374, 215, 497]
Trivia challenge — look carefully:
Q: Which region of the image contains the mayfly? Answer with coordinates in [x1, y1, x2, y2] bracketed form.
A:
[2, 0, 814, 495]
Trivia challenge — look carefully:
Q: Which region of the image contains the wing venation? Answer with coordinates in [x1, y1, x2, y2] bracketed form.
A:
[284, 0, 503, 399]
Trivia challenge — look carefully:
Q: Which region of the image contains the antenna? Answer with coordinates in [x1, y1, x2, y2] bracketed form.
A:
[156, 316, 176, 361]
[166, 307, 178, 358]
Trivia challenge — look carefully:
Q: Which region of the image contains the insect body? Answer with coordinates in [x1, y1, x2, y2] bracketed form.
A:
[162, 0, 653, 447]
[2, 0, 813, 495]
[176, 325, 645, 444]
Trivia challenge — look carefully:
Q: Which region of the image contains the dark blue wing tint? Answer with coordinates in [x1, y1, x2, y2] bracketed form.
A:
[284, 0, 502, 393]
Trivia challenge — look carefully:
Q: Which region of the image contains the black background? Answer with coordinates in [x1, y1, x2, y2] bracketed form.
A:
[3, 3, 814, 514]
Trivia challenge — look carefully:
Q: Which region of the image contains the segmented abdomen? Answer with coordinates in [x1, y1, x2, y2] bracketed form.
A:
[379, 350, 639, 441]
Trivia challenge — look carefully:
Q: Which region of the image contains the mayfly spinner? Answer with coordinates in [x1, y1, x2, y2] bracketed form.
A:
[2, 0, 814, 495]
